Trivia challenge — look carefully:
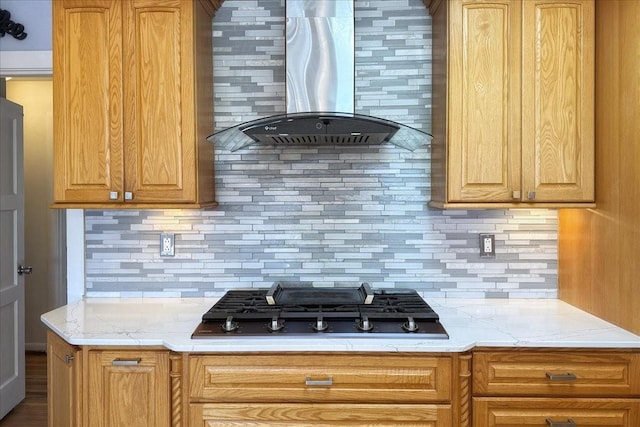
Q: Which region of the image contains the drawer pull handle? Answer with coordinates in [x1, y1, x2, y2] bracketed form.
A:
[546, 372, 577, 381]
[112, 358, 142, 366]
[546, 418, 576, 427]
[305, 377, 333, 387]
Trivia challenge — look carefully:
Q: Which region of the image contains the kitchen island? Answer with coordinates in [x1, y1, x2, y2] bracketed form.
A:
[42, 298, 640, 427]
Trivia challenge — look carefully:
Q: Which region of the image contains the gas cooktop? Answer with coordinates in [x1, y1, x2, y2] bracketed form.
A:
[191, 285, 449, 339]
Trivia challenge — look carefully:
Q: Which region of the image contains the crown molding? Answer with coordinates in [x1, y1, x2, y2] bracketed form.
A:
[0, 50, 52, 76]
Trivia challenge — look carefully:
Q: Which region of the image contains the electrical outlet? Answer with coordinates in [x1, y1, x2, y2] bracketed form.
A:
[479, 234, 495, 257]
[160, 233, 175, 257]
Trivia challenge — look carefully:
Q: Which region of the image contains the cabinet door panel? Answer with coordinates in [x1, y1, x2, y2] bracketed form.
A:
[190, 403, 452, 427]
[474, 397, 640, 427]
[447, 0, 521, 202]
[123, 0, 196, 203]
[522, 0, 594, 202]
[53, 0, 124, 203]
[47, 331, 81, 427]
[87, 350, 170, 427]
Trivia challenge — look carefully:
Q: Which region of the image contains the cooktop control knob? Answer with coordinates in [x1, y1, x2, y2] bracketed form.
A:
[312, 316, 328, 332]
[357, 316, 374, 332]
[402, 316, 419, 332]
[222, 316, 238, 332]
[268, 316, 285, 332]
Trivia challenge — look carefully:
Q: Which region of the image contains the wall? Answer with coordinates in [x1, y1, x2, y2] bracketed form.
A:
[0, 0, 51, 51]
[83, 0, 559, 298]
[0, 0, 52, 76]
[558, 0, 640, 334]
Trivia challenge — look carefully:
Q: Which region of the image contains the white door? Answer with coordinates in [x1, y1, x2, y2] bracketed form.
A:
[0, 97, 26, 419]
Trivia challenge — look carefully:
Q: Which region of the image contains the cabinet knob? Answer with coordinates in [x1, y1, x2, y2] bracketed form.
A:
[124, 192, 133, 200]
[65, 354, 74, 365]
[109, 191, 119, 200]
[527, 191, 536, 200]
[512, 191, 521, 199]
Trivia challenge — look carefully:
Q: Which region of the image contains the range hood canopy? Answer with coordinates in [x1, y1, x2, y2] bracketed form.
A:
[210, 111, 431, 152]
[208, 0, 432, 152]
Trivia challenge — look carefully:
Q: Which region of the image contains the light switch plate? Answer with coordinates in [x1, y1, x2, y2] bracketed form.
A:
[160, 233, 175, 257]
[479, 234, 495, 257]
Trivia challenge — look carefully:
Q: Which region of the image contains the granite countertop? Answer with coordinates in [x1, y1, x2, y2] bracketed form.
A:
[41, 297, 640, 352]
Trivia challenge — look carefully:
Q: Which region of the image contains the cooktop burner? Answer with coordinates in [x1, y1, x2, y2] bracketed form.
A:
[191, 288, 449, 339]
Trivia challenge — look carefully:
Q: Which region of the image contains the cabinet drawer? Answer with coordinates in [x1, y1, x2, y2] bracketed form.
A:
[190, 403, 452, 426]
[473, 397, 640, 427]
[473, 350, 640, 397]
[189, 354, 452, 403]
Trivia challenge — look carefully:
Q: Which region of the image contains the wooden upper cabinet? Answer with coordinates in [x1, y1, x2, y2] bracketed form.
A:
[123, 0, 198, 204]
[53, 0, 124, 205]
[53, 0, 218, 208]
[429, 0, 594, 209]
[521, 0, 595, 203]
[445, 0, 522, 204]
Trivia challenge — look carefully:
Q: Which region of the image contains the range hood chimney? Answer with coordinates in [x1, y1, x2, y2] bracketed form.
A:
[208, 0, 431, 152]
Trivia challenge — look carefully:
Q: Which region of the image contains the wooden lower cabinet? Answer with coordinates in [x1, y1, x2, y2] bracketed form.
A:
[47, 330, 81, 427]
[472, 349, 640, 426]
[187, 353, 469, 427]
[474, 398, 640, 427]
[190, 403, 452, 426]
[473, 349, 640, 397]
[48, 333, 640, 427]
[86, 349, 170, 427]
[189, 353, 452, 403]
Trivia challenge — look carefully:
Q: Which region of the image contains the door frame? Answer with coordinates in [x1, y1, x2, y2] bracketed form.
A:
[0, 51, 81, 325]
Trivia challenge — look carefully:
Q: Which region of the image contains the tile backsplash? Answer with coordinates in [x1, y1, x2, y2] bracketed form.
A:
[83, 0, 558, 298]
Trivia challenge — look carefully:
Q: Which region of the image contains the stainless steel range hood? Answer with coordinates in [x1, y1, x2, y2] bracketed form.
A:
[208, 0, 431, 152]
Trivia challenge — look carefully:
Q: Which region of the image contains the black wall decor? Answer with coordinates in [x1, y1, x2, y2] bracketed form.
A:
[0, 9, 28, 40]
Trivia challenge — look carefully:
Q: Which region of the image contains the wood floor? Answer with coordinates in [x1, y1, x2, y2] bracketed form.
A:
[0, 352, 47, 427]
